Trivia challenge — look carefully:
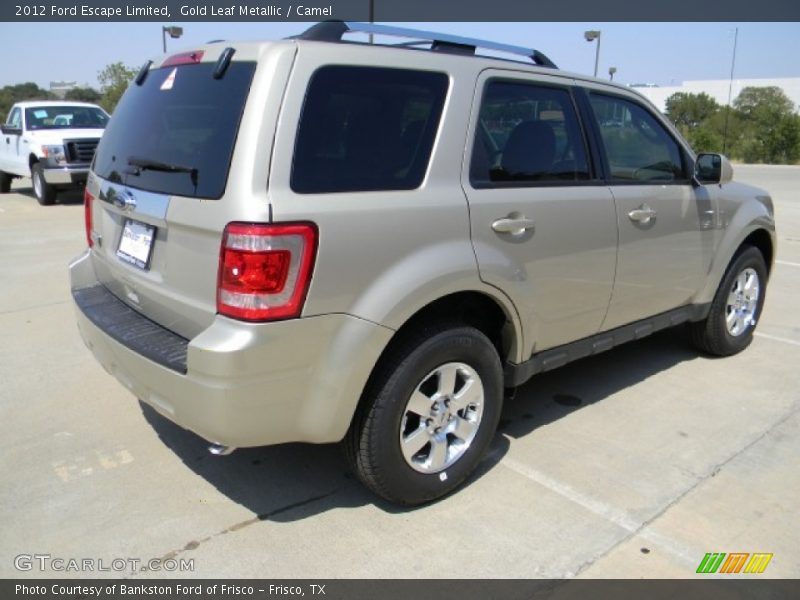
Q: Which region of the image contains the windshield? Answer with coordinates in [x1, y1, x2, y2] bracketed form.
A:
[25, 105, 109, 130]
[92, 61, 255, 200]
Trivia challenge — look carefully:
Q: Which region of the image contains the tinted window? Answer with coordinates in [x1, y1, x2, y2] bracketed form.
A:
[24, 105, 108, 130]
[93, 62, 255, 200]
[291, 66, 448, 194]
[589, 94, 686, 182]
[470, 81, 590, 187]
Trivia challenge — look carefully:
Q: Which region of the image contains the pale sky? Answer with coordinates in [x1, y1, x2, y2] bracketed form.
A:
[1, 22, 799, 89]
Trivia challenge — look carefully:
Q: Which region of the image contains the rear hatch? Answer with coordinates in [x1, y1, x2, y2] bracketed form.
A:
[86, 53, 257, 340]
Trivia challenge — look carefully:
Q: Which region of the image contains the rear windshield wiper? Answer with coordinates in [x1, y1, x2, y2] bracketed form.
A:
[127, 156, 198, 189]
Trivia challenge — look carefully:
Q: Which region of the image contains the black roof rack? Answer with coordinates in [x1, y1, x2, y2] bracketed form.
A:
[295, 21, 558, 69]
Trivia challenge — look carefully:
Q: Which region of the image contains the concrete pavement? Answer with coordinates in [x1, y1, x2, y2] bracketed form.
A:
[0, 166, 798, 579]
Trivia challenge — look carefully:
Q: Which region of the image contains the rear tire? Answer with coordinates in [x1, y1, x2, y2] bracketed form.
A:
[31, 163, 57, 205]
[345, 323, 503, 505]
[689, 245, 767, 356]
[0, 171, 11, 193]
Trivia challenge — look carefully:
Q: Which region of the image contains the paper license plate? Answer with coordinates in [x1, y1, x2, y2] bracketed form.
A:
[116, 219, 156, 270]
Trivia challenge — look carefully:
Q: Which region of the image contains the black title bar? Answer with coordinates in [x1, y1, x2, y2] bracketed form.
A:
[2, 0, 800, 22]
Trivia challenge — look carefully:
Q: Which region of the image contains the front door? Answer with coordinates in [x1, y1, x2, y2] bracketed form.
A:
[584, 91, 715, 330]
[0, 107, 23, 174]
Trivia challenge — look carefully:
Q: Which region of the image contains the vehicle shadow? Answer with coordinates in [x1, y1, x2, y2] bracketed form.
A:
[14, 181, 84, 205]
[495, 326, 700, 442]
[140, 326, 700, 521]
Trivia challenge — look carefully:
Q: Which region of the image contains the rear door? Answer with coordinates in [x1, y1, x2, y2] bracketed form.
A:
[463, 70, 618, 356]
[582, 89, 715, 330]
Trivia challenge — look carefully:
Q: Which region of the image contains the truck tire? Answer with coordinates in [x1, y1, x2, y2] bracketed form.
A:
[689, 245, 768, 356]
[31, 163, 57, 205]
[345, 323, 503, 505]
[0, 171, 11, 193]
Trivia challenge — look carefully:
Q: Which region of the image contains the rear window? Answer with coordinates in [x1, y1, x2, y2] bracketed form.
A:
[291, 66, 449, 194]
[93, 62, 255, 199]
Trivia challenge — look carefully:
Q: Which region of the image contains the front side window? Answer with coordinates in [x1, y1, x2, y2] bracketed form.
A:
[470, 80, 590, 187]
[589, 93, 686, 182]
[7, 108, 21, 128]
[291, 66, 449, 194]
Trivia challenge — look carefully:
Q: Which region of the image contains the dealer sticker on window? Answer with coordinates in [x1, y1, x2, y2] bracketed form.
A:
[117, 219, 156, 270]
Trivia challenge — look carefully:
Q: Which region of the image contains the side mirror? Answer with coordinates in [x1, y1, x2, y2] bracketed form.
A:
[694, 153, 733, 185]
[1, 125, 22, 136]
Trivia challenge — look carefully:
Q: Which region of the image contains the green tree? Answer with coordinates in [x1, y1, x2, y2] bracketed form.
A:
[64, 86, 102, 104]
[733, 86, 800, 164]
[664, 92, 727, 155]
[97, 62, 137, 113]
[665, 92, 720, 129]
[0, 82, 54, 121]
[685, 127, 723, 154]
[734, 86, 795, 120]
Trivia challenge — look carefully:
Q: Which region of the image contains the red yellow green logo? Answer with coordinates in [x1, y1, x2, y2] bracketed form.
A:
[696, 552, 773, 574]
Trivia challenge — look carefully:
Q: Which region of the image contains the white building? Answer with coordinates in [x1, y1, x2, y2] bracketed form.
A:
[49, 80, 79, 99]
[634, 78, 800, 113]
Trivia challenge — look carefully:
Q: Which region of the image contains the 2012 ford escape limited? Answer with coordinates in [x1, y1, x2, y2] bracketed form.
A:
[70, 22, 776, 505]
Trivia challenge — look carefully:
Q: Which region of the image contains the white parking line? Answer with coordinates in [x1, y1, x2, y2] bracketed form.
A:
[755, 332, 800, 347]
[776, 260, 800, 268]
[500, 455, 641, 530]
[497, 455, 700, 567]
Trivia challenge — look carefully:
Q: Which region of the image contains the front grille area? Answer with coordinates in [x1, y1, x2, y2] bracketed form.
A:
[65, 138, 100, 164]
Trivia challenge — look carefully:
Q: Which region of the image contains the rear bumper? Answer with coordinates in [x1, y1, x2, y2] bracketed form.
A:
[69, 250, 393, 448]
[43, 164, 89, 185]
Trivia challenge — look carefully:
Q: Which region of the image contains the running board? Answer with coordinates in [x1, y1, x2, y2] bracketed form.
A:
[504, 304, 710, 388]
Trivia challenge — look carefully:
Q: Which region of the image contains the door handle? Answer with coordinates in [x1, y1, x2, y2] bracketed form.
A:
[627, 205, 657, 223]
[492, 216, 535, 235]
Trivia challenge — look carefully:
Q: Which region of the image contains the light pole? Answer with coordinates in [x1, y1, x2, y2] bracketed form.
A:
[723, 27, 738, 155]
[584, 30, 601, 78]
[162, 25, 184, 53]
[368, 0, 374, 44]
[608, 66, 617, 81]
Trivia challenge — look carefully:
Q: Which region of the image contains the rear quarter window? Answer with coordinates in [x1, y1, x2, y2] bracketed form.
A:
[291, 66, 449, 194]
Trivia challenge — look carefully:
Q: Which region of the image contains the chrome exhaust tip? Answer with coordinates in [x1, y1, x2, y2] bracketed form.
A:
[208, 443, 236, 456]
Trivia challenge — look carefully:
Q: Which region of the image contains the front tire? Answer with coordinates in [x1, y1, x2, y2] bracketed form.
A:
[345, 324, 503, 505]
[31, 163, 57, 205]
[689, 245, 768, 356]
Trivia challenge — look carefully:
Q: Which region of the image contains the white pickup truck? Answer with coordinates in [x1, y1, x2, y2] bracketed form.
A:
[0, 101, 109, 205]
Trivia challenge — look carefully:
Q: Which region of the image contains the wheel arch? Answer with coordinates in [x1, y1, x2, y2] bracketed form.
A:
[741, 228, 774, 276]
[695, 219, 776, 307]
[352, 290, 521, 426]
[385, 290, 518, 363]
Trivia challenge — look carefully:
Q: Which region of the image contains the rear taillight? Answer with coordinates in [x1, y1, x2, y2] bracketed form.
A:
[84, 188, 94, 248]
[217, 222, 318, 321]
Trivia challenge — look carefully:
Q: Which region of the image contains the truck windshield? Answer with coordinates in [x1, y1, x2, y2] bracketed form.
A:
[93, 61, 255, 200]
[25, 105, 109, 130]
